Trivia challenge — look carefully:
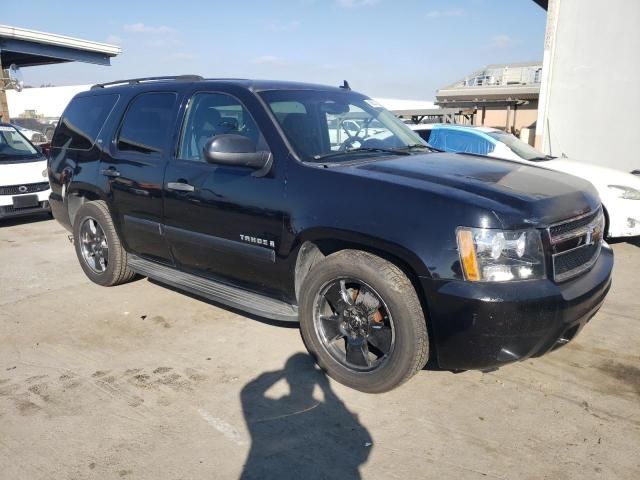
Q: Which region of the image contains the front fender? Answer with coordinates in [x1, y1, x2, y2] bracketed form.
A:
[290, 226, 433, 278]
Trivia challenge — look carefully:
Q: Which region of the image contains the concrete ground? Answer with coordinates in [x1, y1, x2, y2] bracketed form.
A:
[1, 216, 639, 480]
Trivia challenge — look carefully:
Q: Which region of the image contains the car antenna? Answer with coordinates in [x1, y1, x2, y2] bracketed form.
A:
[340, 80, 351, 91]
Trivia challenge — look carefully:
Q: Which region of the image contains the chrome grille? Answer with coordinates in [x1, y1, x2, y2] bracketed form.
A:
[548, 208, 604, 282]
[0, 182, 50, 196]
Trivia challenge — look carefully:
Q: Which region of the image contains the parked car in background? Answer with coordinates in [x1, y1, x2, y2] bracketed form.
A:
[14, 124, 48, 144]
[0, 124, 51, 220]
[411, 124, 640, 238]
[10, 118, 56, 142]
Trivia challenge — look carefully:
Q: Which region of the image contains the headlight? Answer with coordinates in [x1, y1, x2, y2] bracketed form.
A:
[456, 227, 545, 281]
[608, 185, 640, 200]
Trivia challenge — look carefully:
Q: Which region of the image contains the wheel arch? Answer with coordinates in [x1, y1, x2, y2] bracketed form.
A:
[66, 184, 109, 227]
[292, 230, 436, 364]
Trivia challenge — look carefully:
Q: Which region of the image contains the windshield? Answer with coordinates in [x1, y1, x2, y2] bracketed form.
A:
[486, 131, 549, 161]
[0, 125, 39, 160]
[259, 90, 427, 162]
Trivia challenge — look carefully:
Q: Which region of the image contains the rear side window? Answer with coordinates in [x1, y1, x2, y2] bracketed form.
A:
[117, 92, 177, 155]
[52, 94, 118, 150]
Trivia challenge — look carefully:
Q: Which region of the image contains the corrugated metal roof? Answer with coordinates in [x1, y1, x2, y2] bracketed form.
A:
[0, 25, 121, 56]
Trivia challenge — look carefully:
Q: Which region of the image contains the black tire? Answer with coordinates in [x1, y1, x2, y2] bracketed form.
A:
[299, 250, 429, 393]
[73, 200, 136, 286]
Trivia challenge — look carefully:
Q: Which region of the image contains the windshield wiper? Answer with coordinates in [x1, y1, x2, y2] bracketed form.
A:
[529, 155, 556, 162]
[312, 147, 410, 162]
[393, 143, 442, 153]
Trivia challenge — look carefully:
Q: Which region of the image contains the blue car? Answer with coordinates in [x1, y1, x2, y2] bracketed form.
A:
[408, 123, 640, 238]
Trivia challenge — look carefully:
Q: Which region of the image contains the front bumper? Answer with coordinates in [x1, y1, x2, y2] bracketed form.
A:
[0, 190, 51, 220]
[422, 246, 613, 371]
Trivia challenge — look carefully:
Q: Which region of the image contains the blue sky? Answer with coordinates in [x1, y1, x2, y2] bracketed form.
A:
[4, 0, 546, 100]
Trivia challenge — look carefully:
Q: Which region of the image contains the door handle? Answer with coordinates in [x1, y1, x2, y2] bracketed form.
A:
[166, 182, 195, 192]
[100, 167, 121, 177]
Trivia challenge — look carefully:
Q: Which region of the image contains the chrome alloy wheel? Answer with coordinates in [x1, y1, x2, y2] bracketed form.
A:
[79, 217, 109, 273]
[313, 278, 395, 372]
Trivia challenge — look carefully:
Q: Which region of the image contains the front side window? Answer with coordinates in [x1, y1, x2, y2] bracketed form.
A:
[117, 92, 177, 155]
[0, 125, 39, 161]
[260, 90, 427, 162]
[178, 92, 267, 162]
[52, 94, 118, 150]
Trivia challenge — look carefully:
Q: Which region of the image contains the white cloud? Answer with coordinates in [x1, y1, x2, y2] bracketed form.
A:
[123, 23, 175, 34]
[253, 55, 289, 67]
[335, 0, 379, 8]
[426, 8, 465, 18]
[105, 34, 122, 45]
[268, 20, 302, 32]
[490, 34, 514, 48]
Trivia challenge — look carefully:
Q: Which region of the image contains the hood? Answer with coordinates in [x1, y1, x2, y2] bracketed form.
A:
[341, 153, 600, 228]
[0, 157, 48, 186]
[541, 157, 640, 192]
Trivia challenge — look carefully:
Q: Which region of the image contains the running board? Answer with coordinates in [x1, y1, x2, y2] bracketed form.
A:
[127, 255, 298, 322]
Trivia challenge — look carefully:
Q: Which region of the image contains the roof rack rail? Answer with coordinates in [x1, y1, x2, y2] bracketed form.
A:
[91, 75, 203, 89]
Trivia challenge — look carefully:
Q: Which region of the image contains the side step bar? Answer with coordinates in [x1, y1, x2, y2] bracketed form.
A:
[127, 255, 298, 322]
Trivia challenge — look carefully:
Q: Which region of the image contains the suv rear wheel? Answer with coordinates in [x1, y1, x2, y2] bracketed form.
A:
[299, 250, 429, 393]
[73, 200, 135, 286]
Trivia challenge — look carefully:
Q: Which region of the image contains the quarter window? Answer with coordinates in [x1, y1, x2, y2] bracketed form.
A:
[178, 92, 267, 162]
[52, 94, 118, 150]
[117, 92, 177, 155]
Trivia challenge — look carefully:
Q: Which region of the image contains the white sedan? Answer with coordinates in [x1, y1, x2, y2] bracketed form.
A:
[0, 124, 51, 220]
[411, 124, 640, 238]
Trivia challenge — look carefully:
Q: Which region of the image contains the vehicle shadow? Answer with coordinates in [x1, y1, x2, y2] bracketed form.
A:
[0, 213, 52, 228]
[608, 237, 640, 248]
[239, 353, 372, 480]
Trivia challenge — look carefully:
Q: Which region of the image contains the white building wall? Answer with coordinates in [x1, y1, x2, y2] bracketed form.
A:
[536, 0, 640, 173]
[6, 84, 91, 118]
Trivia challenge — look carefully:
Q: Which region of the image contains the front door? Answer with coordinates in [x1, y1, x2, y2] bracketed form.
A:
[163, 91, 287, 296]
[101, 90, 179, 264]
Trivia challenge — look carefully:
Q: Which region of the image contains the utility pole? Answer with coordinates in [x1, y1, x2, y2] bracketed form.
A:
[0, 55, 10, 123]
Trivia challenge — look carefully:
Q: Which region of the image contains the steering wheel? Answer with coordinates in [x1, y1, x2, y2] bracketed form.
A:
[339, 120, 366, 151]
[339, 135, 367, 151]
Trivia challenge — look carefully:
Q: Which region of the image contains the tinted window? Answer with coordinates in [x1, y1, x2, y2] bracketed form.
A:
[178, 92, 267, 162]
[52, 94, 118, 150]
[117, 92, 177, 155]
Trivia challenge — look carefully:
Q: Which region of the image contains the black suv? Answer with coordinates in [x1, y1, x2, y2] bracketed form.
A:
[48, 76, 613, 392]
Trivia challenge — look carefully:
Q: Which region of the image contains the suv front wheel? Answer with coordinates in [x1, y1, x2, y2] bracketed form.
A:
[299, 250, 429, 393]
[73, 200, 136, 286]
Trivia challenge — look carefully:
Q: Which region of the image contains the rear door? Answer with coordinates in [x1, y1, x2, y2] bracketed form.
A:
[100, 90, 180, 264]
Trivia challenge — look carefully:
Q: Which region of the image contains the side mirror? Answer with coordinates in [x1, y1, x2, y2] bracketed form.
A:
[203, 134, 271, 169]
